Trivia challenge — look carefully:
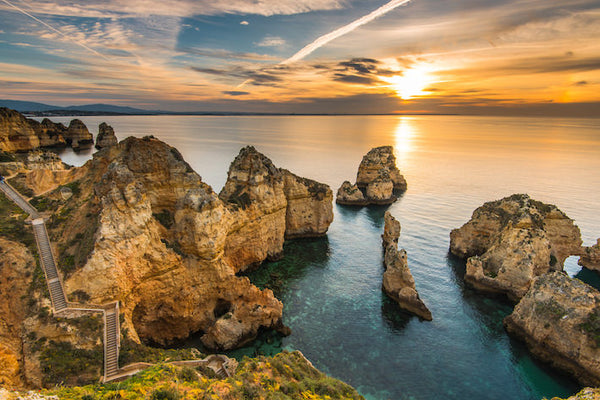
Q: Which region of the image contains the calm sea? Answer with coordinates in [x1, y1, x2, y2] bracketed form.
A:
[46, 115, 600, 400]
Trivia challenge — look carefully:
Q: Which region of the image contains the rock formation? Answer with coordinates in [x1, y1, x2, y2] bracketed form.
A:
[95, 122, 118, 149]
[336, 146, 407, 206]
[218, 146, 333, 270]
[579, 239, 600, 272]
[504, 272, 600, 386]
[0, 108, 96, 153]
[65, 119, 93, 150]
[381, 211, 432, 320]
[450, 194, 582, 300]
[1, 139, 331, 353]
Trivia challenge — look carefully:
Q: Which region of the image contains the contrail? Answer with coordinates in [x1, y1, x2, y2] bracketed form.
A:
[1, 0, 109, 60]
[237, 0, 412, 88]
[282, 0, 412, 64]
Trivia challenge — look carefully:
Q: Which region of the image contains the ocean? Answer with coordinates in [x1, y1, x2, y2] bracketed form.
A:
[46, 115, 600, 400]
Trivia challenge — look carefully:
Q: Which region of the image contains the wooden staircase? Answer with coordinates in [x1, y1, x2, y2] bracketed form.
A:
[0, 180, 120, 382]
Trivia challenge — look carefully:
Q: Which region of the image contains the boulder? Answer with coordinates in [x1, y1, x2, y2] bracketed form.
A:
[335, 181, 367, 206]
[504, 272, 600, 386]
[95, 123, 118, 149]
[450, 194, 582, 300]
[579, 239, 600, 272]
[381, 212, 432, 320]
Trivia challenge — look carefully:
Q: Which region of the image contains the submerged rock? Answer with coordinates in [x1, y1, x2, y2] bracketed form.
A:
[504, 272, 600, 386]
[579, 239, 600, 272]
[336, 146, 406, 206]
[381, 212, 432, 320]
[95, 122, 118, 149]
[450, 194, 582, 300]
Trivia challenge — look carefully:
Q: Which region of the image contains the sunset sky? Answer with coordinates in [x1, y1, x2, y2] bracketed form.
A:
[0, 0, 599, 115]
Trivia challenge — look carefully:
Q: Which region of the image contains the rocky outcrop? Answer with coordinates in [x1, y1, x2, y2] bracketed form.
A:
[579, 239, 600, 272]
[552, 388, 600, 400]
[65, 119, 93, 150]
[381, 212, 432, 320]
[0, 108, 41, 152]
[450, 194, 582, 300]
[95, 123, 118, 149]
[219, 146, 333, 270]
[0, 108, 97, 153]
[504, 272, 600, 386]
[336, 146, 406, 206]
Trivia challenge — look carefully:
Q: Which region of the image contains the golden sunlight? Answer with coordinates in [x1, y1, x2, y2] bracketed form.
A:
[381, 67, 433, 100]
[393, 117, 416, 162]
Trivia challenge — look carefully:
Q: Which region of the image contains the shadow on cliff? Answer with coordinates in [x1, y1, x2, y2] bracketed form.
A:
[241, 236, 331, 299]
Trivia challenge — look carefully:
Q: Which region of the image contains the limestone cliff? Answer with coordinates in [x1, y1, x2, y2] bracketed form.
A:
[219, 146, 333, 271]
[504, 272, 600, 386]
[336, 146, 406, 206]
[579, 239, 600, 272]
[0, 108, 95, 153]
[381, 212, 432, 320]
[95, 122, 118, 149]
[450, 194, 582, 300]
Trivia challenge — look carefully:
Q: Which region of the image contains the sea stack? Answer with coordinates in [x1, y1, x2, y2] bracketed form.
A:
[504, 272, 600, 386]
[95, 122, 118, 149]
[336, 146, 407, 206]
[579, 238, 600, 271]
[381, 211, 432, 320]
[450, 194, 582, 301]
[65, 119, 94, 150]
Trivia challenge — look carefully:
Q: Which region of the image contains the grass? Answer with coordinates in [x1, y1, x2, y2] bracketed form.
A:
[39, 340, 103, 387]
[119, 337, 202, 366]
[0, 191, 36, 250]
[7, 173, 34, 198]
[46, 351, 364, 400]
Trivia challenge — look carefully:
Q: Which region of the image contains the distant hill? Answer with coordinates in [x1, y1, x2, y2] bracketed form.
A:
[0, 99, 156, 115]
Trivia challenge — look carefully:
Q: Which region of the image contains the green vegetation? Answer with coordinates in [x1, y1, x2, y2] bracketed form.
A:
[40, 340, 103, 386]
[7, 173, 34, 198]
[119, 337, 202, 366]
[0, 191, 36, 249]
[580, 308, 600, 347]
[535, 298, 567, 320]
[47, 351, 364, 400]
[0, 150, 16, 162]
[30, 194, 60, 212]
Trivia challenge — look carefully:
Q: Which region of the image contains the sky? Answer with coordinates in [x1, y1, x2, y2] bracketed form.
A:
[0, 0, 599, 115]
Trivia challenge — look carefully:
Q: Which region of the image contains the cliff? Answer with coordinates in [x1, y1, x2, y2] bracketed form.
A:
[450, 194, 582, 300]
[504, 272, 600, 386]
[381, 212, 432, 320]
[95, 122, 118, 149]
[0, 108, 95, 153]
[579, 239, 600, 272]
[336, 146, 407, 206]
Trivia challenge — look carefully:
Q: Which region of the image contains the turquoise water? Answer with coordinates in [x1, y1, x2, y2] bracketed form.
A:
[47, 115, 600, 399]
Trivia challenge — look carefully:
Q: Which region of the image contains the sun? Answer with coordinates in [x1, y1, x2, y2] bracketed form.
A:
[380, 67, 433, 100]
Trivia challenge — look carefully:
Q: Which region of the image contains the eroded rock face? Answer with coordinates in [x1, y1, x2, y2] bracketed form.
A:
[579, 239, 600, 272]
[0, 108, 96, 152]
[356, 146, 407, 191]
[336, 146, 406, 206]
[219, 146, 333, 271]
[65, 119, 93, 150]
[95, 123, 118, 149]
[450, 194, 582, 300]
[381, 212, 432, 320]
[336, 181, 367, 206]
[0, 108, 40, 152]
[504, 272, 600, 386]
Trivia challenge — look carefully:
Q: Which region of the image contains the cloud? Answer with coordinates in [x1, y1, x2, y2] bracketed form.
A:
[223, 90, 249, 96]
[178, 46, 279, 61]
[256, 36, 286, 48]
[333, 74, 377, 85]
[574, 80, 589, 86]
[240, 21, 249, 25]
[0, 0, 345, 19]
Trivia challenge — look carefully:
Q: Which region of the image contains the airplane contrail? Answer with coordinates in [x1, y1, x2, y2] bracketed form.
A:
[283, 0, 413, 64]
[237, 0, 412, 88]
[1, 0, 109, 60]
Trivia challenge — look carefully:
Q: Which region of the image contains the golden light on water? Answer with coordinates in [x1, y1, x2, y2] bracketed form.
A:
[393, 117, 416, 161]
[380, 66, 434, 100]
